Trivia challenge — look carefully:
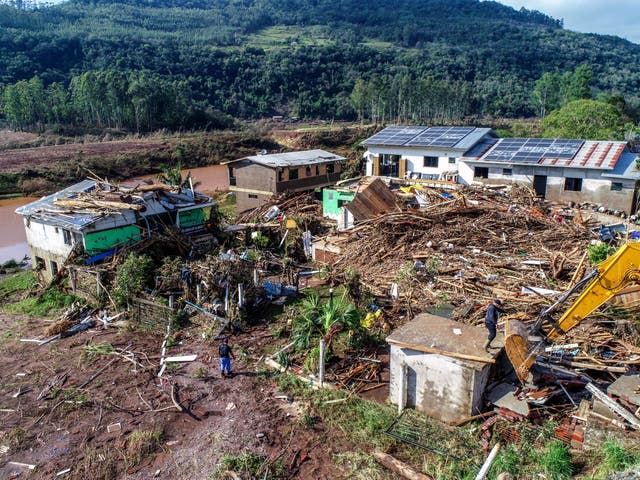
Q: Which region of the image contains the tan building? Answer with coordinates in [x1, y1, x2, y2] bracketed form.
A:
[226, 149, 345, 212]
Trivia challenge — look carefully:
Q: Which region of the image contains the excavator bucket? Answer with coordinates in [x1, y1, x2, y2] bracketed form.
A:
[504, 319, 536, 383]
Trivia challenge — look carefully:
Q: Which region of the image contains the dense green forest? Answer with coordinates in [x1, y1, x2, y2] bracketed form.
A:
[1, 0, 640, 131]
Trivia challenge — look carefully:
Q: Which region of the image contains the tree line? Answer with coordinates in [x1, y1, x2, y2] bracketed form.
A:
[1, 0, 640, 130]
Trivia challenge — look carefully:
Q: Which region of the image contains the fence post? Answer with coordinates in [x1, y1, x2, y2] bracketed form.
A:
[319, 339, 325, 386]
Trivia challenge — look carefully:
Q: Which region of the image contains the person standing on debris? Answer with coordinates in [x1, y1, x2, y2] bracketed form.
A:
[483, 299, 505, 352]
[218, 338, 235, 378]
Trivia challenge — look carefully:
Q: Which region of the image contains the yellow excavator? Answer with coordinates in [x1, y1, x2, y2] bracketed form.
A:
[505, 241, 640, 383]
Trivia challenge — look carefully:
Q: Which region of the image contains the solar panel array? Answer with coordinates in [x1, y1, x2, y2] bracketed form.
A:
[405, 126, 475, 147]
[483, 138, 584, 164]
[364, 126, 476, 148]
[364, 126, 427, 146]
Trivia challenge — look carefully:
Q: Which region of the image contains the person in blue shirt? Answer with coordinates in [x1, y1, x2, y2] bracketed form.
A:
[483, 299, 505, 352]
[218, 338, 236, 378]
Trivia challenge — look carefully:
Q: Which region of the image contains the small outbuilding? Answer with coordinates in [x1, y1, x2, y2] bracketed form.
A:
[386, 313, 502, 423]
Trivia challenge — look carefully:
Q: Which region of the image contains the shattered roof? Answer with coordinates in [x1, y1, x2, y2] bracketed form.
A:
[386, 313, 502, 366]
[15, 179, 213, 231]
[229, 149, 345, 168]
[360, 126, 497, 151]
[463, 138, 635, 171]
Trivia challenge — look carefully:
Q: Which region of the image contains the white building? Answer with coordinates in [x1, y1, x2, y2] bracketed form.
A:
[459, 138, 640, 213]
[361, 126, 498, 182]
[386, 313, 500, 423]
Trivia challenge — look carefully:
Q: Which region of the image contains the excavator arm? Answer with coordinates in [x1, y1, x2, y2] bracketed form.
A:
[506, 241, 640, 382]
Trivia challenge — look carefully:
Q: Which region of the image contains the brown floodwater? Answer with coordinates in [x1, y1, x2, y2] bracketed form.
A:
[0, 196, 37, 263]
[134, 164, 229, 193]
[0, 165, 229, 263]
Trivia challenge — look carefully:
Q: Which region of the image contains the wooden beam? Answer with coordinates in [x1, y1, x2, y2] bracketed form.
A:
[388, 341, 495, 364]
[372, 450, 433, 480]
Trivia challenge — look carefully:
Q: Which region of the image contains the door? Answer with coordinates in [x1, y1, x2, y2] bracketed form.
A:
[406, 365, 417, 407]
[533, 175, 547, 197]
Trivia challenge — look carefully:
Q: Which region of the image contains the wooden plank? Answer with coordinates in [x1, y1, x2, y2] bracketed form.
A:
[372, 450, 433, 480]
[162, 355, 197, 363]
[387, 340, 495, 364]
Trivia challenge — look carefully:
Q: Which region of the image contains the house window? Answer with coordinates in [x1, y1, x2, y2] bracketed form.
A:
[326, 163, 335, 174]
[502, 168, 512, 176]
[315, 165, 320, 175]
[278, 170, 284, 182]
[448, 157, 456, 164]
[423, 156, 438, 168]
[62, 229, 72, 245]
[35, 256, 45, 270]
[306, 166, 312, 176]
[611, 182, 623, 191]
[50, 260, 58, 275]
[564, 177, 582, 191]
[248, 194, 258, 199]
[474, 167, 489, 179]
[289, 168, 298, 180]
[326, 192, 334, 200]
[228, 167, 236, 186]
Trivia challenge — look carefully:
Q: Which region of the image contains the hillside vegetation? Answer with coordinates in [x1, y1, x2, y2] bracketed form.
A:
[1, 0, 640, 129]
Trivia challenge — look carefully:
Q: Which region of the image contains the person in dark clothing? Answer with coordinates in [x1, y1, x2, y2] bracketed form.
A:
[483, 299, 505, 351]
[218, 338, 235, 377]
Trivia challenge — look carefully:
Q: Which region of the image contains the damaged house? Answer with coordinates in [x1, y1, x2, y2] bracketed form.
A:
[459, 137, 640, 214]
[16, 179, 215, 281]
[226, 149, 345, 212]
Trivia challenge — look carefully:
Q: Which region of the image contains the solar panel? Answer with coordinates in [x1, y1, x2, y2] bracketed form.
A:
[405, 126, 475, 147]
[483, 138, 584, 164]
[364, 126, 428, 146]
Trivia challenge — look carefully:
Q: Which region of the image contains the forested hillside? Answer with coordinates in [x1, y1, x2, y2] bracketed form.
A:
[1, 0, 640, 130]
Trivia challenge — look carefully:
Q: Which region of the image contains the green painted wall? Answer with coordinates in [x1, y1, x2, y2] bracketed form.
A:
[84, 225, 142, 254]
[178, 206, 211, 228]
[323, 189, 355, 217]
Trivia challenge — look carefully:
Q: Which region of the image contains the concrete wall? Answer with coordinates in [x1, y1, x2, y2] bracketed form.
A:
[364, 148, 463, 179]
[23, 219, 78, 281]
[458, 162, 637, 213]
[389, 345, 489, 422]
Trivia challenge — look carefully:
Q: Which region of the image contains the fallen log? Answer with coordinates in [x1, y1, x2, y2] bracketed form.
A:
[372, 450, 433, 480]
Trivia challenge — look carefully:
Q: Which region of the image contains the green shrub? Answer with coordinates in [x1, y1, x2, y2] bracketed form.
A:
[113, 253, 155, 306]
[588, 243, 611, 265]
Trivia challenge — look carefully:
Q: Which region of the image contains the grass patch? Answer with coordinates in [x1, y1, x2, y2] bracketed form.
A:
[6, 286, 78, 316]
[125, 430, 163, 467]
[71, 447, 121, 480]
[535, 440, 573, 479]
[212, 452, 286, 479]
[243, 25, 331, 50]
[0, 270, 36, 299]
[334, 450, 386, 480]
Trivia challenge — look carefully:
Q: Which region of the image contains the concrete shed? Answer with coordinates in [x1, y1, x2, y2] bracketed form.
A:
[386, 313, 502, 423]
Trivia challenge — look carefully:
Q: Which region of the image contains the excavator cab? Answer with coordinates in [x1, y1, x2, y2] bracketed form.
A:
[505, 241, 640, 383]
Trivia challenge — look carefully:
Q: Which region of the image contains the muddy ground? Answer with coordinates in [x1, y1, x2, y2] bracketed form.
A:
[0, 312, 365, 479]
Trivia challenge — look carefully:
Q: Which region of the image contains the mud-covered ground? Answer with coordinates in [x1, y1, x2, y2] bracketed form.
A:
[0, 313, 358, 479]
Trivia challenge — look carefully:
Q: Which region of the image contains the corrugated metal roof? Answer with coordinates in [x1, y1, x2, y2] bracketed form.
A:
[15, 179, 214, 231]
[538, 140, 628, 168]
[232, 149, 345, 168]
[15, 180, 102, 231]
[462, 138, 635, 171]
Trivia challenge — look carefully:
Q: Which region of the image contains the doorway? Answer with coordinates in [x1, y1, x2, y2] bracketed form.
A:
[533, 175, 547, 197]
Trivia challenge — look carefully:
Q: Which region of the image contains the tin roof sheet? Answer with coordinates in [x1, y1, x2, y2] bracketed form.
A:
[234, 149, 345, 168]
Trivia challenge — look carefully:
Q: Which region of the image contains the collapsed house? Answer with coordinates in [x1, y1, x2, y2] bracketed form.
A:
[226, 149, 345, 212]
[15, 179, 215, 281]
